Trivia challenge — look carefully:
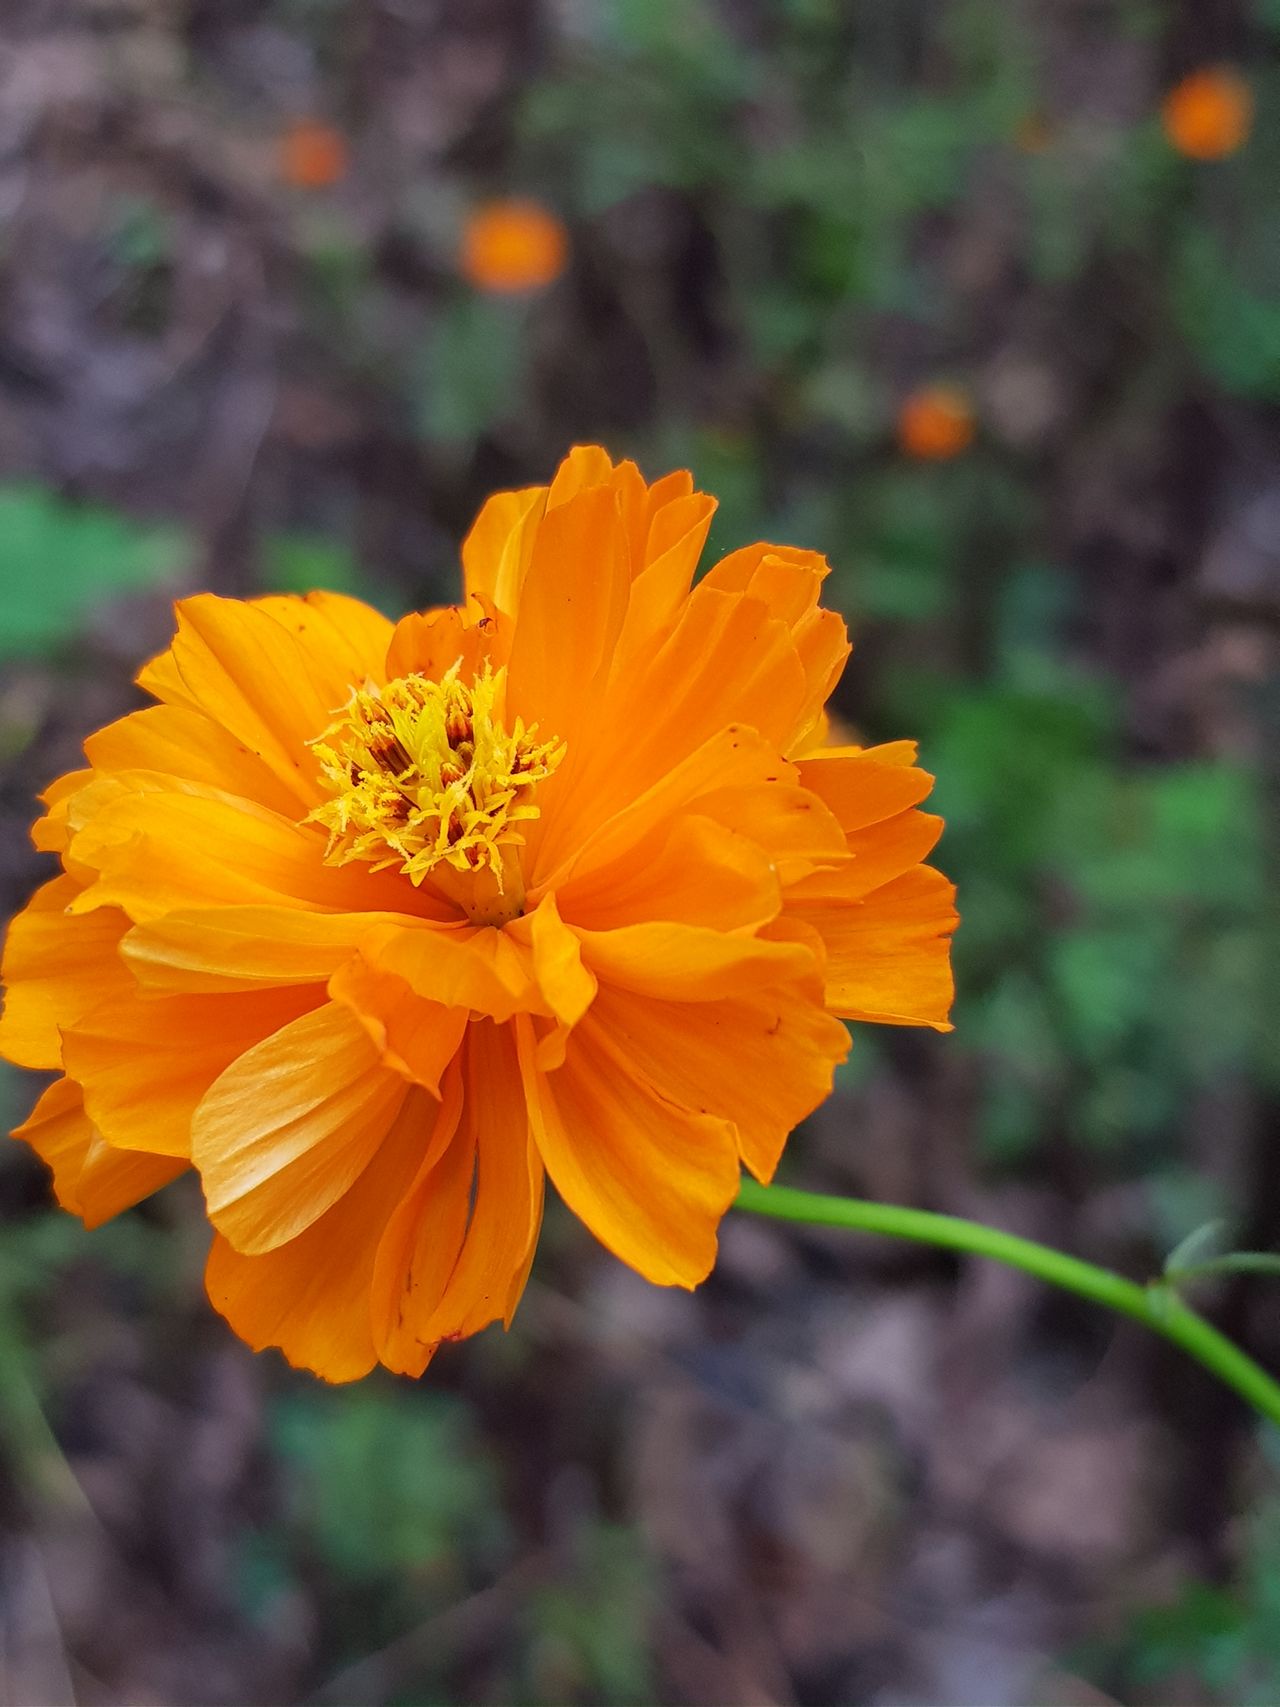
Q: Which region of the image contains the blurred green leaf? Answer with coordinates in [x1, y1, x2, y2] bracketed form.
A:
[0, 486, 188, 657]
[416, 298, 531, 447]
[1175, 225, 1280, 400]
[1163, 1218, 1231, 1277]
[261, 532, 363, 596]
[273, 1388, 504, 1585]
[525, 1522, 657, 1706]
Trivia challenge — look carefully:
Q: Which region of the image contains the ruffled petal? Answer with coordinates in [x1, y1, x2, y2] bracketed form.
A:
[328, 955, 468, 1094]
[193, 1002, 407, 1253]
[693, 543, 849, 751]
[0, 875, 133, 1070]
[531, 591, 808, 875]
[586, 979, 849, 1183]
[12, 1079, 185, 1228]
[507, 892, 597, 1069]
[205, 1086, 434, 1382]
[65, 778, 417, 923]
[384, 595, 509, 683]
[785, 808, 944, 904]
[518, 1013, 739, 1288]
[359, 919, 545, 1022]
[554, 814, 780, 934]
[122, 906, 433, 993]
[503, 485, 629, 748]
[135, 594, 384, 808]
[533, 724, 842, 898]
[796, 743, 934, 831]
[575, 920, 819, 1001]
[787, 864, 958, 1029]
[461, 488, 545, 616]
[63, 986, 323, 1157]
[373, 1024, 544, 1375]
[83, 704, 303, 818]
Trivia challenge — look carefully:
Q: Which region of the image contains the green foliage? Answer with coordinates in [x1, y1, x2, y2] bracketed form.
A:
[261, 531, 365, 596]
[0, 487, 188, 657]
[272, 1387, 505, 1585]
[1174, 224, 1280, 400]
[523, 1522, 658, 1706]
[1077, 1486, 1280, 1703]
[416, 297, 532, 446]
[923, 650, 1264, 1167]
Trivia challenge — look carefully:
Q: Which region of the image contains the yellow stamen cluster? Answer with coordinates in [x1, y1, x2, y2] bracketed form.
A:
[309, 663, 563, 890]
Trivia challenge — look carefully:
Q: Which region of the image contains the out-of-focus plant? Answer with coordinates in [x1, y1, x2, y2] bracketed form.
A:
[0, 487, 188, 658]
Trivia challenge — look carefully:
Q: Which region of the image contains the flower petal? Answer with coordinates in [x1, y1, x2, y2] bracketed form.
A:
[122, 906, 429, 993]
[797, 744, 934, 831]
[193, 1002, 407, 1253]
[556, 814, 780, 933]
[360, 919, 546, 1022]
[136, 594, 381, 808]
[587, 979, 849, 1182]
[0, 875, 133, 1070]
[66, 780, 415, 923]
[205, 1086, 434, 1382]
[697, 543, 849, 747]
[328, 955, 468, 1094]
[531, 591, 808, 875]
[83, 704, 303, 818]
[373, 1023, 544, 1375]
[786, 808, 944, 904]
[384, 596, 508, 683]
[787, 864, 958, 1029]
[12, 1078, 184, 1227]
[278, 590, 395, 683]
[519, 892, 597, 1022]
[534, 723, 845, 902]
[63, 986, 323, 1157]
[503, 485, 629, 747]
[518, 1013, 739, 1288]
[575, 920, 819, 1001]
[461, 487, 545, 616]
[507, 892, 597, 1069]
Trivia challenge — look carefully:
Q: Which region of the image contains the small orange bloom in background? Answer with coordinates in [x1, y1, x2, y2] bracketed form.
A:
[1161, 67, 1253, 160]
[461, 197, 569, 294]
[1013, 112, 1054, 154]
[897, 385, 976, 460]
[281, 117, 349, 190]
[0, 448, 956, 1381]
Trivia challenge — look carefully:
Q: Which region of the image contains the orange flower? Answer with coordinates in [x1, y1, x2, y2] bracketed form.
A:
[1012, 112, 1053, 155]
[460, 198, 568, 294]
[897, 385, 976, 460]
[0, 449, 956, 1381]
[281, 118, 349, 190]
[1161, 68, 1253, 161]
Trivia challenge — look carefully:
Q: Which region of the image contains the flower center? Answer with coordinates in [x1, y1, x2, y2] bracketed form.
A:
[309, 662, 563, 922]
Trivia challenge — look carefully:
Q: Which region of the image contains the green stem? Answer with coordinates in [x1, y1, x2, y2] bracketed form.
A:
[735, 1178, 1280, 1428]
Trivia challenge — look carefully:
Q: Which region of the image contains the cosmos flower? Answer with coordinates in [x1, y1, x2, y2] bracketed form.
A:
[1161, 68, 1253, 161]
[460, 198, 569, 294]
[280, 117, 350, 190]
[0, 448, 956, 1380]
[896, 385, 976, 461]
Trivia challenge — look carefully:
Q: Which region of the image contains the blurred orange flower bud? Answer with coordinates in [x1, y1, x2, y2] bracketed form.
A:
[1013, 112, 1053, 154]
[461, 198, 569, 295]
[281, 118, 349, 190]
[897, 386, 976, 461]
[1161, 68, 1253, 161]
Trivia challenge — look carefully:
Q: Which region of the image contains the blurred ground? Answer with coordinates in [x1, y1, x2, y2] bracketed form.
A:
[1, 2, 1279, 1703]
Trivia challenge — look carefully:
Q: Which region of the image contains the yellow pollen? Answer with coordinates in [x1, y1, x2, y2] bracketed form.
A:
[308, 662, 564, 892]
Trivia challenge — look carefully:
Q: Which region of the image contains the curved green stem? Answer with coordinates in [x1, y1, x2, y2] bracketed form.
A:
[734, 1178, 1280, 1428]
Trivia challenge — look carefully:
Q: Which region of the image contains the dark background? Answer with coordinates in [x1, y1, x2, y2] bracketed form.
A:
[1, 2, 1279, 1702]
